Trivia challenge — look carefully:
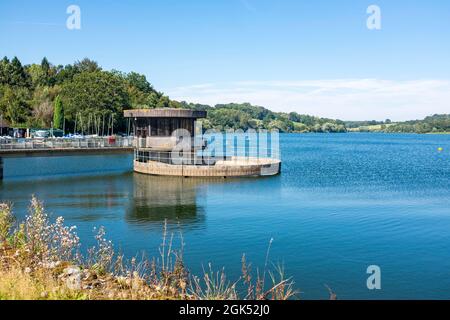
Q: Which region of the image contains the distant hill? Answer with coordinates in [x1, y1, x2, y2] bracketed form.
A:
[180, 102, 347, 133]
[385, 114, 450, 133]
[347, 114, 450, 134]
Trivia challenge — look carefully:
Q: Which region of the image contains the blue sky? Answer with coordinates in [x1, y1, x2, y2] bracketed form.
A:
[1, 0, 449, 120]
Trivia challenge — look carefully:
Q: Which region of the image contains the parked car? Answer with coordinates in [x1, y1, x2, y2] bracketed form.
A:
[33, 130, 50, 138]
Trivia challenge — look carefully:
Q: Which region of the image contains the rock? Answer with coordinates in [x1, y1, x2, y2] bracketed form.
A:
[43, 261, 61, 269]
[62, 266, 82, 290]
[82, 270, 91, 281]
[89, 279, 103, 288]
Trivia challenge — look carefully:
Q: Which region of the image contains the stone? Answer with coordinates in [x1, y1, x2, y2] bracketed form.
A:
[62, 266, 82, 290]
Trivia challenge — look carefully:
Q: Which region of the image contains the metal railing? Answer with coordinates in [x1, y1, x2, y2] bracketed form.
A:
[135, 148, 280, 166]
[0, 137, 135, 150]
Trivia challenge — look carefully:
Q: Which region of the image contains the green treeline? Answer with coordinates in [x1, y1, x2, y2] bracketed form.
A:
[180, 102, 347, 133]
[1, 57, 449, 134]
[346, 115, 450, 134]
[384, 115, 450, 134]
[0, 56, 346, 133]
[0, 56, 174, 133]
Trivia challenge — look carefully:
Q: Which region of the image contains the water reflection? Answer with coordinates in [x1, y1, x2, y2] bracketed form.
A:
[126, 173, 276, 231]
[0, 161, 265, 231]
[0, 173, 134, 223]
[126, 174, 209, 230]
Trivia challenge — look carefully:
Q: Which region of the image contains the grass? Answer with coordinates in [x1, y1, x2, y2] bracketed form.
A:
[0, 267, 87, 300]
[347, 123, 396, 133]
[0, 196, 300, 300]
[426, 132, 450, 135]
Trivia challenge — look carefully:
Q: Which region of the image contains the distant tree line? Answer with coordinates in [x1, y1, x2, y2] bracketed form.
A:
[0, 56, 348, 134]
[345, 115, 450, 133]
[180, 102, 347, 133]
[384, 114, 450, 133]
[345, 119, 392, 129]
[1, 57, 448, 134]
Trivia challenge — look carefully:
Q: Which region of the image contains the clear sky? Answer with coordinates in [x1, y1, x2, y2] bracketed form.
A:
[1, 0, 449, 120]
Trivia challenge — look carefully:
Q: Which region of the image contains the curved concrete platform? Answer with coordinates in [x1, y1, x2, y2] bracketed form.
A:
[134, 157, 281, 177]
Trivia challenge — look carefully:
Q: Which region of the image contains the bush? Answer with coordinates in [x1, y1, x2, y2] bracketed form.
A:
[0, 203, 14, 242]
[0, 196, 299, 300]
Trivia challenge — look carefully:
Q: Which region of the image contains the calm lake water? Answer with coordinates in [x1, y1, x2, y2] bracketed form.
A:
[1, 133, 449, 299]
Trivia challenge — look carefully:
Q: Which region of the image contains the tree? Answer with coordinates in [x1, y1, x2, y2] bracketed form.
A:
[60, 71, 129, 133]
[293, 122, 309, 132]
[288, 112, 301, 122]
[207, 108, 253, 130]
[127, 85, 148, 108]
[0, 57, 11, 85]
[41, 57, 50, 75]
[9, 57, 31, 88]
[54, 64, 80, 84]
[0, 85, 32, 125]
[30, 85, 60, 128]
[27, 64, 45, 88]
[169, 100, 183, 109]
[53, 96, 64, 129]
[31, 100, 53, 128]
[147, 92, 162, 108]
[74, 58, 101, 73]
[126, 72, 154, 94]
[156, 96, 170, 109]
[39, 57, 55, 86]
[248, 118, 264, 129]
[267, 119, 294, 133]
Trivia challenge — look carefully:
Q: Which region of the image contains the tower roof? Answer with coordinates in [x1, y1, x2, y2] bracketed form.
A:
[124, 108, 207, 119]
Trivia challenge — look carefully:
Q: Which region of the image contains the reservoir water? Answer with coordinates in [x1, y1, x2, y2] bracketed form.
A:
[1, 133, 449, 299]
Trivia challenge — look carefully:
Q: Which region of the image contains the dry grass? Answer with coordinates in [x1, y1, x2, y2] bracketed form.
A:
[0, 196, 298, 300]
[0, 267, 87, 300]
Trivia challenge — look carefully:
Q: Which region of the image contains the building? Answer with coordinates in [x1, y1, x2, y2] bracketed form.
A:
[125, 108, 206, 150]
[124, 108, 281, 177]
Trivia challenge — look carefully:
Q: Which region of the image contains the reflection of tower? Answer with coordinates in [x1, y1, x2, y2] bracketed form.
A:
[126, 173, 208, 229]
[126, 173, 266, 231]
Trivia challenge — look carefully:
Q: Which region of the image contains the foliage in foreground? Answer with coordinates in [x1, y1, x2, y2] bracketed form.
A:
[0, 197, 297, 300]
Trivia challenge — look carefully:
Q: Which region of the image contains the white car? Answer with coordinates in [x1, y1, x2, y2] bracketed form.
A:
[34, 130, 50, 138]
